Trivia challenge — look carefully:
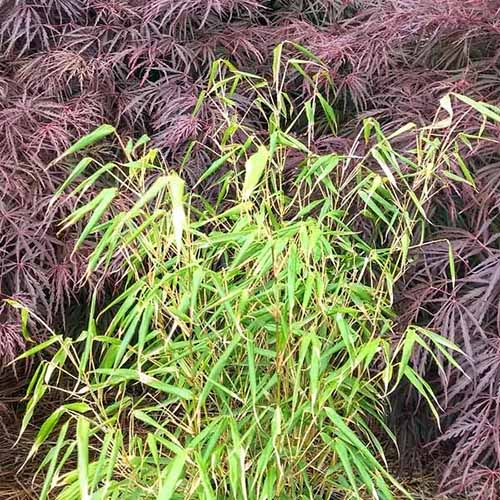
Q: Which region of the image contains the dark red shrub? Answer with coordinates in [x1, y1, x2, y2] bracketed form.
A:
[1, 0, 500, 496]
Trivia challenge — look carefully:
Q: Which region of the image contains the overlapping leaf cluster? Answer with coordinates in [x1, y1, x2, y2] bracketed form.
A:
[1, 0, 500, 496]
[0, 0, 368, 365]
[18, 61, 463, 499]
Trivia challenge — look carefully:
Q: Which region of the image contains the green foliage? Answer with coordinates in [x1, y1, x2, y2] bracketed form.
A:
[19, 57, 463, 500]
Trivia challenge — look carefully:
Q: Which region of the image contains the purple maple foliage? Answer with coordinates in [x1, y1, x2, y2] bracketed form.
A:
[1, 0, 500, 496]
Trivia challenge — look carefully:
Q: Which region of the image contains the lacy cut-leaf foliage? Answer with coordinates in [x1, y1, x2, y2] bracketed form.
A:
[1, 0, 500, 497]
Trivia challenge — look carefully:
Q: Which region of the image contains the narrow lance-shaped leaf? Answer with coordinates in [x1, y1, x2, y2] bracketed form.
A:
[74, 188, 118, 251]
[52, 125, 116, 163]
[77, 416, 90, 500]
[51, 157, 93, 202]
[167, 173, 186, 251]
[158, 449, 188, 500]
[242, 145, 269, 201]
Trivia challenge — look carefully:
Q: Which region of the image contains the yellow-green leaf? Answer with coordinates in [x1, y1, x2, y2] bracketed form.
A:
[242, 145, 269, 201]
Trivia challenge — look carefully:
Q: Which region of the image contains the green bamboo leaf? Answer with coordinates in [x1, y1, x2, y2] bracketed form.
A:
[52, 157, 93, 201]
[371, 148, 397, 186]
[167, 173, 186, 251]
[453, 93, 500, 123]
[404, 366, 440, 422]
[199, 333, 242, 408]
[317, 93, 337, 133]
[447, 241, 456, 287]
[196, 151, 234, 185]
[158, 449, 188, 500]
[272, 44, 283, 86]
[77, 416, 90, 500]
[71, 162, 116, 197]
[359, 190, 391, 227]
[74, 188, 118, 250]
[396, 329, 416, 386]
[29, 409, 64, 460]
[14, 335, 62, 361]
[287, 244, 298, 318]
[91, 431, 115, 495]
[335, 439, 361, 499]
[139, 374, 193, 400]
[39, 421, 70, 500]
[242, 145, 269, 201]
[53, 124, 116, 163]
[336, 313, 356, 361]
[30, 403, 90, 460]
[128, 174, 170, 216]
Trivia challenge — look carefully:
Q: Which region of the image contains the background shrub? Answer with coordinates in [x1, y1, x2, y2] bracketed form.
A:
[1, 0, 500, 496]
